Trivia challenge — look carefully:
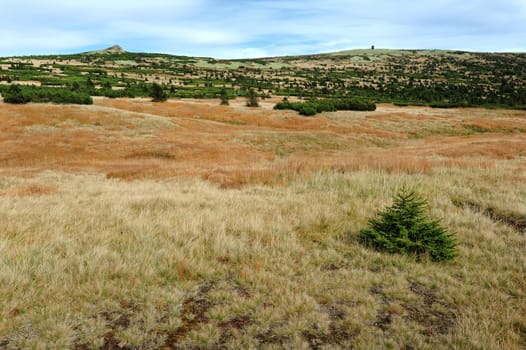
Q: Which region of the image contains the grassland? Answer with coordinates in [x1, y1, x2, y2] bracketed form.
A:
[0, 97, 525, 349]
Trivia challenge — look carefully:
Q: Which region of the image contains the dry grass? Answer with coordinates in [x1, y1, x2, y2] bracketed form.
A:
[0, 99, 525, 349]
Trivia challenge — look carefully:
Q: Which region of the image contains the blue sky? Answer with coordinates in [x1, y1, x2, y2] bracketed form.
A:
[1, 0, 525, 58]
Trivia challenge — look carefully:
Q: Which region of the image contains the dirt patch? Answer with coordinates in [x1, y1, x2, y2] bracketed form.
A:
[106, 301, 144, 347]
[303, 322, 357, 349]
[255, 327, 290, 346]
[373, 310, 393, 332]
[321, 262, 345, 271]
[319, 302, 346, 320]
[68, 277, 255, 349]
[370, 286, 394, 331]
[369, 285, 390, 304]
[218, 315, 253, 344]
[300, 299, 358, 349]
[164, 281, 216, 348]
[163, 277, 254, 349]
[233, 284, 251, 298]
[403, 281, 456, 336]
[83, 300, 141, 350]
[369, 282, 456, 336]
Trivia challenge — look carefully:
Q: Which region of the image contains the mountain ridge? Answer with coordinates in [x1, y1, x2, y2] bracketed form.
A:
[2, 45, 525, 61]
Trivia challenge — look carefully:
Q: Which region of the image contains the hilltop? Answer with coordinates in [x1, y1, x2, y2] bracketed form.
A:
[84, 44, 128, 55]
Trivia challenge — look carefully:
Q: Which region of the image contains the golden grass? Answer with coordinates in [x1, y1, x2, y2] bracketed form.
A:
[0, 99, 525, 349]
[1, 169, 524, 349]
[0, 183, 58, 197]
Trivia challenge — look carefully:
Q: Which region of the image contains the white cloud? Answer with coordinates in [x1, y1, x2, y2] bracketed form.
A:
[107, 21, 247, 45]
[0, 0, 524, 57]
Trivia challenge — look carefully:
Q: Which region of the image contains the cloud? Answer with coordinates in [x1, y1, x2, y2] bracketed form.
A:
[107, 21, 246, 45]
[0, 0, 524, 57]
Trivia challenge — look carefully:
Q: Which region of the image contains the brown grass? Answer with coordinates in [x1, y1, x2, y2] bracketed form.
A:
[0, 183, 58, 197]
[0, 99, 525, 349]
[2, 99, 524, 188]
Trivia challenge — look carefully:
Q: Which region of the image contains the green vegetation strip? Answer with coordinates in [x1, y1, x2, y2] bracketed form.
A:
[1, 84, 92, 105]
[275, 97, 376, 116]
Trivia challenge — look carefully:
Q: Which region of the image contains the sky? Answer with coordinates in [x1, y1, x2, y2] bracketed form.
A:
[1, 0, 525, 58]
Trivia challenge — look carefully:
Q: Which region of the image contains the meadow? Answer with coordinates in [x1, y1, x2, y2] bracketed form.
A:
[0, 97, 525, 349]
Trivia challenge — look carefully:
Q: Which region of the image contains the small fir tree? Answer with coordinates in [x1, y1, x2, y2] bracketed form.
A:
[359, 188, 457, 262]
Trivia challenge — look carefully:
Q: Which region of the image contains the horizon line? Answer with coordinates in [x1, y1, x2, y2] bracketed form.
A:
[1, 45, 525, 60]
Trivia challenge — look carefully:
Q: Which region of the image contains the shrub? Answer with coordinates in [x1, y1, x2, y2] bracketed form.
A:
[220, 88, 229, 105]
[246, 88, 259, 107]
[359, 188, 457, 262]
[274, 98, 293, 110]
[3, 84, 30, 104]
[298, 104, 317, 116]
[2, 85, 92, 105]
[151, 83, 168, 102]
[274, 97, 376, 116]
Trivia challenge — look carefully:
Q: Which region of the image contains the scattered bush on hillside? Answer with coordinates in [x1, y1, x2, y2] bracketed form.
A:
[220, 88, 229, 105]
[151, 83, 168, 102]
[246, 88, 259, 107]
[359, 188, 457, 262]
[274, 97, 376, 116]
[2, 84, 30, 104]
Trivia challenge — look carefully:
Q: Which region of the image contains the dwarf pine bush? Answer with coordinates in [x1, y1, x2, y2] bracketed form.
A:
[359, 188, 457, 262]
[2, 84, 92, 105]
[274, 97, 376, 116]
[246, 88, 259, 107]
[151, 83, 168, 102]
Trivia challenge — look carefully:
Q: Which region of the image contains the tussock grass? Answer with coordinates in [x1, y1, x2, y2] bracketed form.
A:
[0, 167, 524, 349]
[0, 100, 525, 348]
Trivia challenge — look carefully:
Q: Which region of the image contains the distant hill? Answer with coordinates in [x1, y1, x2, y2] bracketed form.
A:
[0, 46, 524, 108]
[84, 45, 127, 55]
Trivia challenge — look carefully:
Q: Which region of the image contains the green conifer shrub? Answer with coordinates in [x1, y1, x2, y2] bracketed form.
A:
[220, 88, 229, 105]
[359, 188, 457, 262]
[246, 88, 259, 107]
[151, 83, 168, 102]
